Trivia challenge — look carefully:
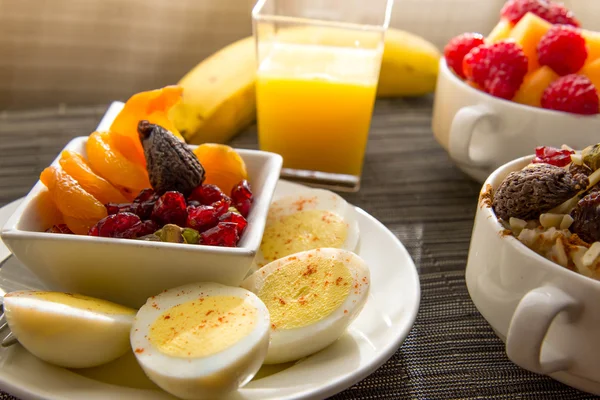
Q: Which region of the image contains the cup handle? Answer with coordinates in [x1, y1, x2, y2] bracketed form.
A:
[506, 286, 580, 375]
[448, 105, 495, 168]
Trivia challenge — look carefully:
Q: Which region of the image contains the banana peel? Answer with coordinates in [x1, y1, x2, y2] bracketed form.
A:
[171, 28, 441, 144]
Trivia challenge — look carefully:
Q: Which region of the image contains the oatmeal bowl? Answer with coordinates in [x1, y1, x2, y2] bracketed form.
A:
[465, 144, 600, 395]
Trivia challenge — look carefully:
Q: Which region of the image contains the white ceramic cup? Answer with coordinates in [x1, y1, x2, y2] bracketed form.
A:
[466, 155, 600, 395]
[432, 59, 600, 183]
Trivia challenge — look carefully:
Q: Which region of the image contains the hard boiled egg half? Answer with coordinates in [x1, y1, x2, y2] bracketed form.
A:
[131, 282, 270, 400]
[242, 248, 370, 364]
[4, 290, 135, 368]
[254, 188, 360, 268]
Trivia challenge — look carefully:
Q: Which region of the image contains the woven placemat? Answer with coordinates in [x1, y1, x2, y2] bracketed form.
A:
[0, 99, 596, 399]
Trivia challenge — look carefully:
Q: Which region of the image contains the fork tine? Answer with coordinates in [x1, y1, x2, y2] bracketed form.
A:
[1, 332, 17, 348]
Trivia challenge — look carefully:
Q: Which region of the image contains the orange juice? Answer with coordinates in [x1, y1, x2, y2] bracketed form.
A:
[256, 43, 381, 176]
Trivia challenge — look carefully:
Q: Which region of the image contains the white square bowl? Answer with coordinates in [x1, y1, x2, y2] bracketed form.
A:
[0, 111, 282, 308]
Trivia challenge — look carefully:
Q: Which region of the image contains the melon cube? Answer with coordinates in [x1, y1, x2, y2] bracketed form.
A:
[583, 29, 600, 64]
[513, 66, 559, 107]
[509, 12, 553, 73]
[581, 58, 600, 94]
[488, 19, 513, 43]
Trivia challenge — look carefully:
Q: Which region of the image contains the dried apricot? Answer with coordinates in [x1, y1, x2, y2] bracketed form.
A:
[40, 166, 107, 221]
[193, 144, 248, 194]
[35, 189, 64, 230]
[110, 86, 185, 167]
[63, 215, 98, 235]
[59, 150, 129, 204]
[86, 131, 151, 194]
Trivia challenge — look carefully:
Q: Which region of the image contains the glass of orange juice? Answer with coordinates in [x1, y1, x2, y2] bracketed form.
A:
[252, 0, 393, 192]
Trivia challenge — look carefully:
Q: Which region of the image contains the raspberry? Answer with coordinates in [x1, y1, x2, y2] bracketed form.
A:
[541, 74, 600, 115]
[538, 25, 587, 76]
[201, 222, 239, 247]
[463, 41, 528, 99]
[546, 2, 580, 26]
[532, 146, 574, 167]
[89, 213, 141, 238]
[444, 33, 486, 79]
[188, 184, 225, 205]
[219, 212, 248, 236]
[187, 205, 219, 232]
[151, 191, 188, 227]
[46, 224, 73, 234]
[501, 0, 550, 24]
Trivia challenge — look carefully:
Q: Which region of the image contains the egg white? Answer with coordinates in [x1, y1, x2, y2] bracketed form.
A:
[242, 248, 370, 364]
[3, 290, 135, 368]
[252, 188, 360, 271]
[130, 282, 270, 400]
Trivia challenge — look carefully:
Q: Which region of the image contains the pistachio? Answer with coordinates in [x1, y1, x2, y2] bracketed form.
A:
[582, 143, 600, 172]
[155, 224, 185, 243]
[137, 234, 161, 242]
[182, 228, 200, 244]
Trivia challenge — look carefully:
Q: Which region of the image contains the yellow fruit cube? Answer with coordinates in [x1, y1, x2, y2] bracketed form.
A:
[581, 58, 600, 93]
[509, 12, 553, 72]
[583, 29, 600, 64]
[488, 19, 513, 43]
[513, 66, 559, 107]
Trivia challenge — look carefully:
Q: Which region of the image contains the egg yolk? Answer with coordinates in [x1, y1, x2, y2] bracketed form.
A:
[260, 210, 347, 263]
[148, 296, 257, 358]
[9, 291, 136, 315]
[258, 256, 352, 330]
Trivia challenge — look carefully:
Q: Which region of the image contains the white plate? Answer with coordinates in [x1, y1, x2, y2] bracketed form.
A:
[0, 181, 420, 400]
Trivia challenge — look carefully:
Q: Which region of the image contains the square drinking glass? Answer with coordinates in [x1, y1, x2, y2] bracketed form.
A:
[253, 0, 393, 192]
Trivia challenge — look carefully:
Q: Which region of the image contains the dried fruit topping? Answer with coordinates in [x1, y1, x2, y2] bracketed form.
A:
[500, 0, 579, 26]
[444, 33, 486, 79]
[106, 203, 132, 215]
[538, 25, 587, 76]
[200, 222, 239, 247]
[541, 74, 600, 115]
[569, 163, 593, 183]
[137, 234, 161, 242]
[582, 143, 600, 171]
[46, 224, 73, 234]
[151, 191, 188, 227]
[138, 121, 205, 197]
[186, 205, 219, 232]
[155, 224, 185, 243]
[570, 192, 600, 242]
[235, 199, 252, 219]
[188, 184, 226, 205]
[532, 146, 574, 167]
[130, 220, 160, 238]
[463, 41, 528, 99]
[219, 212, 248, 236]
[231, 180, 253, 218]
[193, 143, 248, 194]
[212, 198, 232, 217]
[493, 163, 588, 220]
[133, 188, 157, 203]
[89, 212, 141, 238]
[501, 0, 551, 25]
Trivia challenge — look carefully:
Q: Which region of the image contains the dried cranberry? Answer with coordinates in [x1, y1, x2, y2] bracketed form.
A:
[234, 199, 252, 218]
[212, 197, 231, 217]
[200, 222, 239, 247]
[121, 220, 160, 239]
[187, 200, 201, 207]
[532, 146, 574, 167]
[46, 224, 73, 234]
[151, 191, 188, 227]
[105, 203, 132, 215]
[219, 212, 247, 235]
[189, 184, 225, 205]
[89, 212, 141, 238]
[231, 180, 253, 204]
[187, 205, 219, 232]
[133, 188, 156, 203]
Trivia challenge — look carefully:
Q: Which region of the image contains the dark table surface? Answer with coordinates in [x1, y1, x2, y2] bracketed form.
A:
[0, 98, 596, 399]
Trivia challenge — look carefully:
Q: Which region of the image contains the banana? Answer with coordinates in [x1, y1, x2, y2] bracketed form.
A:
[172, 28, 440, 144]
